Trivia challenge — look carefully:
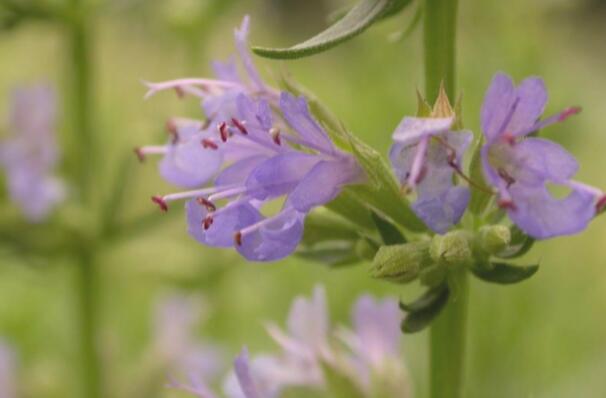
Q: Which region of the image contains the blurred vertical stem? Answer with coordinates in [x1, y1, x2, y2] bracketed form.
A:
[424, 1, 468, 398]
[67, 0, 102, 397]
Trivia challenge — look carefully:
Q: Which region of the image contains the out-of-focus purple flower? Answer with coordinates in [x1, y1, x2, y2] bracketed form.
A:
[390, 116, 473, 234]
[150, 93, 362, 262]
[338, 296, 411, 397]
[0, 340, 17, 398]
[153, 294, 224, 382]
[0, 86, 66, 222]
[137, 16, 279, 189]
[172, 286, 409, 398]
[480, 73, 604, 239]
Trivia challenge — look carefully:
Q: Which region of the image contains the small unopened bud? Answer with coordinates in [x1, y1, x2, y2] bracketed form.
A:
[478, 225, 511, 255]
[430, 231, 473, 267]
[354, 238, 378, 261]
[370, 241, 430, 284]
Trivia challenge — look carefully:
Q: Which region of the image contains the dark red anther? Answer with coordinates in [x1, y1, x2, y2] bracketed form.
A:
[231, 118, 248, 135]
[174, 86, 185, 98]
[165, 119, 179, 144]
[151, 196, 168, 212]
[196, 197, 216, 212]
[203, 216, 214, 230]
[596, 195, 606, 214]
[415, 166, 428, 184]
[447, 149, 458, 169]
[218, 122, 229, 142]
[558, 106, 582, 122]
[270, 127, 281, 145]
[497, 199, 517, 211]
[497, 168, 516, 188]
[201, 139, 219, 150]
[502, 132, 516, 146]
[134, 147, 145, 162]
[234, 231, 243, 246]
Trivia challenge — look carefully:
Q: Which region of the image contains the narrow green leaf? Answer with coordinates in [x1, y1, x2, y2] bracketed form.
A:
[296, 241, 361, 268]
[371, 211, 406, 245]
[302, 209, 359, 246]
[253, 0, 399, 60]
[400, 285, 450, 333]
[471, 262, 539, 284]
[324, 191, 375, 231]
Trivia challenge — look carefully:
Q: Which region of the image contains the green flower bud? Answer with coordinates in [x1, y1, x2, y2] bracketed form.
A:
[430, 231, 473, 267]
[370, 241, 431, 284]
[478, 225, 511, 255]
[355, 238, 379, 261]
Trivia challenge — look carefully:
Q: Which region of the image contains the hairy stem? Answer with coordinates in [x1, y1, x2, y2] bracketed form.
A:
[424, 0, 458, 102]
[424, 1, 468, 398]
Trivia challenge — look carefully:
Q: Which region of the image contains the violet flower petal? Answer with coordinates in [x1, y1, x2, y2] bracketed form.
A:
[279, 93, 335, 154]
[412, 186, 470, 234]
[288, 158, 361, 213]
[245, 153, 320, 200]
[507, 77, 547, 136]
[236, 208, 305, 262]
[480, 73, 517, 143]
[186, 200, 262, 247]
[160, 138, 223, 188]
[507, 183, 596, 239]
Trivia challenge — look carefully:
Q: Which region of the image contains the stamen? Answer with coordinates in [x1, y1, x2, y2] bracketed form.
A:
[174, 86, 185, 99]
[270, 127, 281, 145]
[203, 215, 214, 230]
[196, 197, 217, 212]
[558, 106, 582, 122]
[497, 198, 517, 211]
[134, 147, 146, 162]
[597, 195, 606, 214]
[497, 168, 516, 188]
[234, 231, 243, 246]
[501, 132, 516, 146]
[165, 119, 179, 144]
[134, 145, 169, 161]
[408, 137, 429, 188]
[415, 165, 428, 184]
[151, 196, 168, 212]
[160, 185, 237, 203]
[431, 136, 495, 195]
[201, 138, 219, 150]
[218, 122, 229, 142]
[208, 186, 248, 202]
[231, 118, 248, 135]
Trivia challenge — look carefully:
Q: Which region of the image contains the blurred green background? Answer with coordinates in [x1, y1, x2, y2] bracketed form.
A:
[0, 0, 605, 397]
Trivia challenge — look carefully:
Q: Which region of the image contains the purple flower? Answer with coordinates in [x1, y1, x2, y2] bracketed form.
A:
[338, 296, 410, 397]
[172, 287, 410, 398]
[480, 73, 604, 239]
[389, 116, 473, 233]
[0, 86, 66, 222]
[137, 16, 279, 189]
[151, 93, 362, 262]
[153, 294, 224, 382]
[0, 340, 16, 398]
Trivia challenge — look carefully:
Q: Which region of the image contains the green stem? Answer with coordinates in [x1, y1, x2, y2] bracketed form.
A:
[66, 1, 101, 397]
[424, 1, 467, 397]
[76, 250, 102, 398]
[429, 269, 468, 398]
[424, 0, 458, 103]
[68, 0, 94, 202]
